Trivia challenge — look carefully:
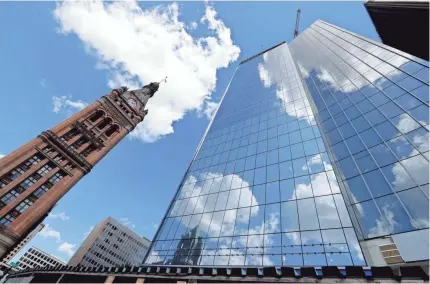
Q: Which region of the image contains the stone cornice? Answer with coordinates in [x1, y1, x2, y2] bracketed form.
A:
[38, 131, 92, 174]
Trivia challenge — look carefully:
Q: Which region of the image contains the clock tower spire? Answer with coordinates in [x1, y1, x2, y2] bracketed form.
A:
[0, 82, 160, 259]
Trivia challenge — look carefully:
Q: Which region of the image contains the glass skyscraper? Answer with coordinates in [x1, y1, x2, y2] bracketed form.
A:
[145, 20, 429, 267]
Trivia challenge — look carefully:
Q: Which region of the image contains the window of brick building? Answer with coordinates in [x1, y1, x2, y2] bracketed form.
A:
[0, 213, 16, 227]
[49, 172, 64, 185]
[37, 163, 54, 177]
[15, 199, 34, 213]
[33, 184, 51, 198]
[1, 190, 19, 204]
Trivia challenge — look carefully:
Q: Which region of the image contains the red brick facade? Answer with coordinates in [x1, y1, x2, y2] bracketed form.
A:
[0, 85, 157, 259]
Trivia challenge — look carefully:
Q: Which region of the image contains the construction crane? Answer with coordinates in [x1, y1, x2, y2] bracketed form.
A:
[293, 9, 301, 38]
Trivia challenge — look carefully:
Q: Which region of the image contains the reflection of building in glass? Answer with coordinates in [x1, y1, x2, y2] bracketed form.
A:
[145, 20, 429, 267]
[166, 226, 203, 266]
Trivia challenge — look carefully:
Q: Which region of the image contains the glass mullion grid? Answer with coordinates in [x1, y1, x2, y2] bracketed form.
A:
[311, 23, 429, 106]
[298, 30, 428, 236]
[209, 91, 294, 143]
[304, 27, 429, 191]
[214, 75, 295, 121]
[151, 49, 357, 266]
[303, 26, 428, 172]
[300, 30, 429, 141]
[195, 84, 312, 168]
[206, 62, 302, 141]
[305, 65, 417, 236]
[156, 222, 353, 263]
[306, 30, 428, 134]
[281, 45, 360, 264]
[294, 33, 372, 189]
[184, 127, 323, 199]
[287, 48, 358, 262]
[317, 20, 429, 68]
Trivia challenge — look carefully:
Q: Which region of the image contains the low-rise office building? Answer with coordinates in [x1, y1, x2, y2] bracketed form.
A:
[68, 217, 151, 268]
[16, 247, 65, 271]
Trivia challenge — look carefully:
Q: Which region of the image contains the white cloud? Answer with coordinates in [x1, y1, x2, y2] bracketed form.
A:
[256, 44, 315, 125]
[388, 113, 429, 198]
[82, 225, 95, 240]
[202, 101, 218, 120]
[120, 217, 136, 229]
[48, 212, 70, 221]
[38, 224, 61, 243]
[369, 204, 397, 238]
[52, 95, 88, 114]
[258, 56, 272, 87]
[53, 1, 240, 143]
[189, 21, 198, 30]
[40, 78, 47, 88]
[0, 154, 5, 159]
[395, 113, 421, 134]
[57, 242, 76, 257]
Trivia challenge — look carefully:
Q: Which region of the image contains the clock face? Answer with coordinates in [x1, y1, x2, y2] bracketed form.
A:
[127, 98, 137, 108]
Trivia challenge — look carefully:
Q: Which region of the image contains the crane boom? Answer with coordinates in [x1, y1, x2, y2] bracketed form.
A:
[294, 9, 301, 38]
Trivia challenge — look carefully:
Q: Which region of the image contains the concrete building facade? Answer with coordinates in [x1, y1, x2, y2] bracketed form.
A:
[16, 247, 65, 271]
[0, 83, 160, 259]
[68, 217, 151, 268]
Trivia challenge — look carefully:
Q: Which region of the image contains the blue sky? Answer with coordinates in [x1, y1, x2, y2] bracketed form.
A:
[0, 1, 379, 263]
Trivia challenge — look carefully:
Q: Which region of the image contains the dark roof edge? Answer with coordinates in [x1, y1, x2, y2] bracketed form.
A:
[364, 0, 429, 9]
[239, 41, 287, 65]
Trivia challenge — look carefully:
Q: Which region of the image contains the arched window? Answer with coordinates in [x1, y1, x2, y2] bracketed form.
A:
[89, 110, 105, 123]
[105, 125, 120, 137]
[97, 118, 112, 130]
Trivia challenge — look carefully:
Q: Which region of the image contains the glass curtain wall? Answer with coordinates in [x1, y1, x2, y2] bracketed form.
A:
[290, 20, 429, 242]
[145, 42, 365, 267]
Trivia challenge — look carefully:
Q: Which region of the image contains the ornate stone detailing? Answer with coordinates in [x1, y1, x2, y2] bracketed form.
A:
[39, 131, 92, 174]
[99, 97, 135, 132]
[128, 82, 159, 108]
[126, 92, 145, 119]
[112, 86, 128, 95]
[73, 121, 104, 149]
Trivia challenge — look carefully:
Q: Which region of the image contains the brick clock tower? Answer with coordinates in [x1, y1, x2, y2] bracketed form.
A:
[0, 82, 161, 258]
